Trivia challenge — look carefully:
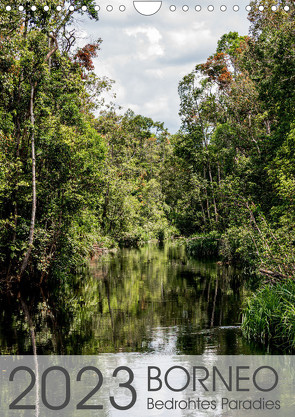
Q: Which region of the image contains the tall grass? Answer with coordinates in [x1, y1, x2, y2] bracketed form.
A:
[242, 279, 295, 351]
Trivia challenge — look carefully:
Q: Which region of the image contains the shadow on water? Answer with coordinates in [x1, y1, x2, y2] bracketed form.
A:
[0, 242, 266, 355]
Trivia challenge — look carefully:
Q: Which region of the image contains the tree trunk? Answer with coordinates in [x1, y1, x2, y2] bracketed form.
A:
[200, 200, 207, 226]
[203, 166, 211, 224]
[102, 183, 110, 231]
[196, 100, 218, 224]
[19, 84, 36, 279]
[208, 162, 218, 223]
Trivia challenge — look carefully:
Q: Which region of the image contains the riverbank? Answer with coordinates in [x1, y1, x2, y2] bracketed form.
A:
[185, 232, 295, 353]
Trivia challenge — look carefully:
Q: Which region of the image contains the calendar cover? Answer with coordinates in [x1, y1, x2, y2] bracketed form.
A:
[0, 1, 294, 416]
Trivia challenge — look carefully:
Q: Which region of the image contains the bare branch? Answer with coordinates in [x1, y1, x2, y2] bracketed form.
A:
[45, 33, 58, 62]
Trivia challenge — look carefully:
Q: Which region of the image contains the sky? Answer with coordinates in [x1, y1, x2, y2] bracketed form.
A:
[74, 1, 251, 133]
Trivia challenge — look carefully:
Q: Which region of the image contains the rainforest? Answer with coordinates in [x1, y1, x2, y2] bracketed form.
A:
[0, 0, 295, 354]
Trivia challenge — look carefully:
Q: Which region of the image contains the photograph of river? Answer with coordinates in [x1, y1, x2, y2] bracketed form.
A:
[0, 0, 294, 360]
[0, 242, 266, 355]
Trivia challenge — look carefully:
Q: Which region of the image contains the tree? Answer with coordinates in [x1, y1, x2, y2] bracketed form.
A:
[95, 109, 172, 244]
[0, 1, 108, 280]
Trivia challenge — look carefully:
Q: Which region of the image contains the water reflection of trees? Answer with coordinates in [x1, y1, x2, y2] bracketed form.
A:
[0, 243, 262, 355]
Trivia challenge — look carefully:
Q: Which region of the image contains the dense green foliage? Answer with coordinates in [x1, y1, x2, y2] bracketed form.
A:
[165, 0, 295, 350]
[95, 110, 173, 246]
[0, 1, 106, 280]
[168, 1, 295, 275]
[0, 1, 173, 280]
[186, 231, 220, 258]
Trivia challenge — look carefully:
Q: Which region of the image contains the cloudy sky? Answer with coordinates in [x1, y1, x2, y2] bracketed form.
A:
[75, 1, 251, 132]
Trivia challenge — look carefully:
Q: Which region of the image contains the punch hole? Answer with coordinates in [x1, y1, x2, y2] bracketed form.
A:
[7, 2, 288, 15]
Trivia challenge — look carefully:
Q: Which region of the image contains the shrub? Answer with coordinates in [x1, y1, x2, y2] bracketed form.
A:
[219, 226, 258, 268]
[186, 230, 221, 257]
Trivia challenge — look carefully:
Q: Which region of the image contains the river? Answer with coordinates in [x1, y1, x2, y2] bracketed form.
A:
[0, 241, 264, 354]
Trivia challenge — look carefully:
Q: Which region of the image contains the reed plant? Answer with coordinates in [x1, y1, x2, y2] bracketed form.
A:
[242, 279, 295, 351]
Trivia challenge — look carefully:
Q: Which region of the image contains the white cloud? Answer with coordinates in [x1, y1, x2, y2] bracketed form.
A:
[168, 22, 212, 48]
[77, 4, 250, 132]
[145, 69, 164, 78]
[125, 26, 164, 60]
[144, 96, 170, 116]
[75, 29, 88, 39]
